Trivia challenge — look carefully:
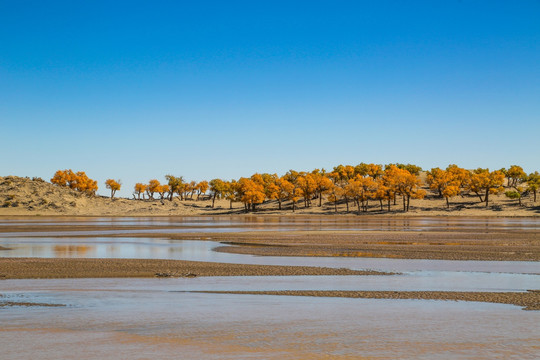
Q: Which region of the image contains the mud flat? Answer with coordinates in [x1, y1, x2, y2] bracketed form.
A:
[165, 230, 540, 261]
[1, 215, 539, 261]
[0, 257, 390, 279]
[196, 290, 540, 310]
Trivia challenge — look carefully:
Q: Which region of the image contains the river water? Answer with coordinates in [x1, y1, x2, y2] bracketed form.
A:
[1, 216, 539, 359]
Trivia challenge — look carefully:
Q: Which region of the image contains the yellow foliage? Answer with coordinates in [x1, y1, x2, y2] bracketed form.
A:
[51, 169, 98, 195]
[134, 183, 147, 200]
[105, 179, 121, 199]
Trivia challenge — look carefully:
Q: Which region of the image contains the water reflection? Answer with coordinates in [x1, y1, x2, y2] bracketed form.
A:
[1, 278, 539, 359]
[1, 238, 539, 290]
[1, 216, 538, 234]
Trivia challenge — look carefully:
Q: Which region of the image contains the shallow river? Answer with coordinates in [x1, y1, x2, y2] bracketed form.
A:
[1, 215, 538, 236]
[1, 217, 539, 359]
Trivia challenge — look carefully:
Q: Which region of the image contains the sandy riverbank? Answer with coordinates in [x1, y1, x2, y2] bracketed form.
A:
[143, 229, 539, 261]
[196, 290, 540, 310]
[0, 258, 390, 279]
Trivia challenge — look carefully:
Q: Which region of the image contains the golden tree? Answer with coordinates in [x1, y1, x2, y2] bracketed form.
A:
[289, 184, 303, 212]
[282, 170, 305, 212]
[51, 169, 77, 189]
[224, 180, 240, 209]
[310, 170, 333, 207]
[381, 165, 401, 209]
[196, 180, 209, 200]
[74, 172, 98, 195]
[157, 184, 170, 200]
[504, 165, 527, 188]
[373, 179, 391, 211]
[502, 165, 528, 206]
[51, 170, 97, 195]
[187, 180, 197, 199]
[209, 178, 227, 208]
[238, 177, 265, 212]
[446, 164, 470, 195]
[134, 183, 147, 200]
[329, 165, 355, 212]
[165, 175, 184, 201]
[354, 163, 383, 179]
[262, 175, 280, 207]
[346, 175, 378, 213]
[297, 173, 317, 208]
[527, 172, 540, 202]
[326, 183, 342, 213]
[105, 179, 121, 199]
[467, 169, 505, 207]
[272, 177, 294, 210]
[146, 179, 161, 199]
[388, 166, 425, 212]
[256, 173, 282, 206]
[426, 168, 446, 198]
[389, 163, 422, 176]
[426, 168, 460, 208]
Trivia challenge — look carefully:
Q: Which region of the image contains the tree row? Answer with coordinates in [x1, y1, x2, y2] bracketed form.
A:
[50, 164, 540, 213]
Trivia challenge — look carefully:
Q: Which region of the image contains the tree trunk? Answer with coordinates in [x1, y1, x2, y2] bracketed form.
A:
[379, 199, 383, 211]
[293, 202, 296, 212]
[475, 192, 484, 203]
[278, 199, 282, 210]
[485, 189, 489, 207]
[446, 197, 449, 209]
[212, 194, 216, 208]
[403, 195, 407, 211]
[534, 190, 537, 202]
[387, 199, 391, 212]
[319, 193, 322, 207]
[406, 196, 410, 212]
[334, 200, 337, 213]
[345, 196, 349, 212]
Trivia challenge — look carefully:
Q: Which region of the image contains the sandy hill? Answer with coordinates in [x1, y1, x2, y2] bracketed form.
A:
[0, 176, 226, 216]
[0, 175, 538, 217]
[0, 176, 88, 212]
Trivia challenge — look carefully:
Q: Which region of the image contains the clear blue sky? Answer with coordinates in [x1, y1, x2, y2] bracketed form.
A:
[1, 1, 539, 197]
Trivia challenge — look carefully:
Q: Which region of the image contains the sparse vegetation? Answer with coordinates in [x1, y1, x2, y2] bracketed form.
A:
[1, 163, 539, 216]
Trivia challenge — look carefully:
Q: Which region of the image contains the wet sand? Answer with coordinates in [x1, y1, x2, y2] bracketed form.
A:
[197, 290, 540, 310]
[1, 215, 539, 261]
[0, 257, 389, 279]
[163, 230, 540, 261]
[2, 230, 538, 262]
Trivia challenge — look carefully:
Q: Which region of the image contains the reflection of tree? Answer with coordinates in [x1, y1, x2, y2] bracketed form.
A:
[53, 245, 90, 257]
